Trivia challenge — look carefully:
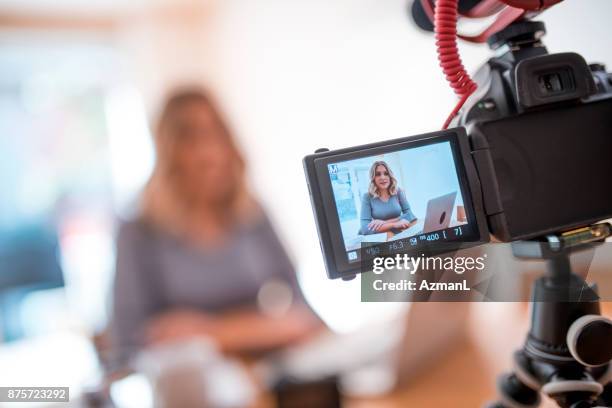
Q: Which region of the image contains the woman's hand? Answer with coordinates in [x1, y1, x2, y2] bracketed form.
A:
[146, 306, 324, 354]
[368, 219, 387, 231]
[146, 308, 218, 346]
[393, 219, 416, 230]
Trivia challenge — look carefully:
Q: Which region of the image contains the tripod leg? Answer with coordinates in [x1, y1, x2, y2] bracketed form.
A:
[596, 382, 612, 407]
[541, 379, 603, 407]
[594, 364, 612, 407]
[486, 372, 541, 408]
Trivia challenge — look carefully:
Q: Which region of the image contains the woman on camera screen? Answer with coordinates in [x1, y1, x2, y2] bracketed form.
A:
[359, 161, 418, 235]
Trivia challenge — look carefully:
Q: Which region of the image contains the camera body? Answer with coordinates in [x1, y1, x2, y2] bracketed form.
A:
[456, 21, 612, 241]
[303, 20, 612, 279]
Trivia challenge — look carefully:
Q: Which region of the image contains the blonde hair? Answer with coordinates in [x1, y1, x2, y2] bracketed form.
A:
[368, 161, 399, 198]
[141, 87, 257, 233]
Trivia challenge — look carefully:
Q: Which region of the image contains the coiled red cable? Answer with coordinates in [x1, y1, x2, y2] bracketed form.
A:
[434, 0, 478, 128]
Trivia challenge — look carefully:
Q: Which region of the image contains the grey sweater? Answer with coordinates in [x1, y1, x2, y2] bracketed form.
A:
[359, 188, 417, 235]
[111, 214, 301, 363]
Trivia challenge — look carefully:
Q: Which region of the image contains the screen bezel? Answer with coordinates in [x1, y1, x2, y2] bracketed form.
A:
[304, 128, 489, 279]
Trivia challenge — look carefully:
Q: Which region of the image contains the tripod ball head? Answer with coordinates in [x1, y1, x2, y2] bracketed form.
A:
[567, 315, 612, 367]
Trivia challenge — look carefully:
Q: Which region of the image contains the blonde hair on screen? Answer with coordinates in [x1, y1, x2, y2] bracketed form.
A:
[368, 160, 399, 198]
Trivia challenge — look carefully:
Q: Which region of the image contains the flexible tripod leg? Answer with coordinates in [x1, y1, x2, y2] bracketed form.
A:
[541, 378, 605, 408]
[487, 225, 612, 408]
[488, 351, 611, 408]
[489, 372, 541, 408]
[487, 350, 541, 408]
[599, 383, 612, 406]
[487, 294, 612, 407]
[593, 365, 612, 406]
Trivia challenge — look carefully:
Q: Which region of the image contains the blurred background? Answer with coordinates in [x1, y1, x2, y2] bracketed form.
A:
[0, 0, 611, 407]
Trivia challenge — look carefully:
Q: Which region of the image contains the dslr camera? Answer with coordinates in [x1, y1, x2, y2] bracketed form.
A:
[303, 2, 612, 280]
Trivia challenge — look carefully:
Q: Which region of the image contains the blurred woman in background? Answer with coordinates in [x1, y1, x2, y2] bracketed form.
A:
[112, 88, 320, 363]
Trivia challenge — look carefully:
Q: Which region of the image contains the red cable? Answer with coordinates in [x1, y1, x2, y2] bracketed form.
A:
[434, 0, 478, 129]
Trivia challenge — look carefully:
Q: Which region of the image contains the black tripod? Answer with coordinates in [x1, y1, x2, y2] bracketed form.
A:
[489, 223, 612, 408]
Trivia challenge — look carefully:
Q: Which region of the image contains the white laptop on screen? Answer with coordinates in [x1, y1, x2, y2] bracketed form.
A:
[392, 191, 457, 240]
[422, 191, 457, 234]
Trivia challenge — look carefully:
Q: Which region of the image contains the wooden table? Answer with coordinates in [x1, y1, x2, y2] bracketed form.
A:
[344, 302, 612, 408]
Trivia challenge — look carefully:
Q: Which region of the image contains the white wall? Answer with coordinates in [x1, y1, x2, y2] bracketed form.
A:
[202, 0, 612, 331]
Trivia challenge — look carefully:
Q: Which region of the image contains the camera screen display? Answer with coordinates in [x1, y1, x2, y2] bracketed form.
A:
[327, 141, 470, 264]
[304, 128, 488, 278]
